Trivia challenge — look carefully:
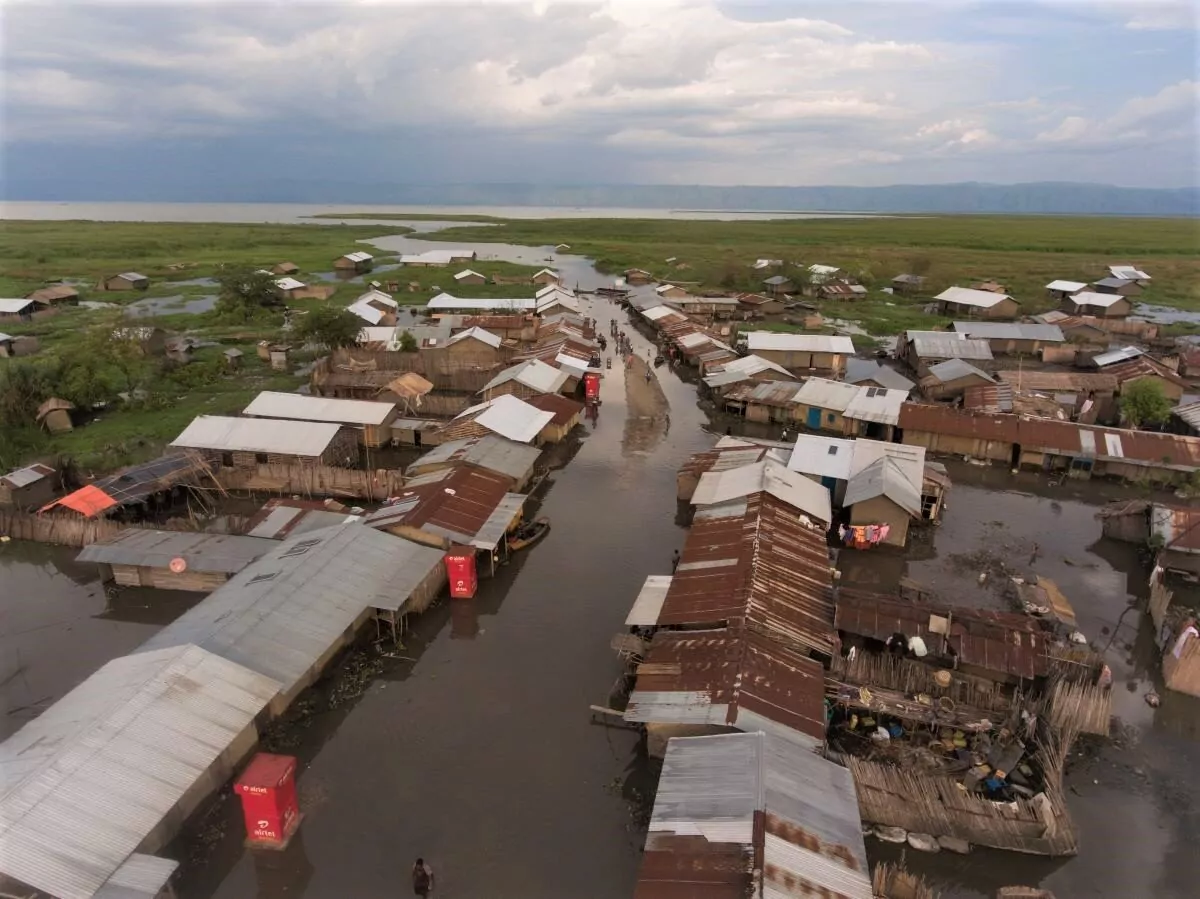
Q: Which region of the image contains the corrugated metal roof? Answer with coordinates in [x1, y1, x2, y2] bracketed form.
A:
[524, 392, 583, 426]
[636, 732, 871, 899]
[794, 378, 859, 412]
[365, 465, 525, 549]
[996, 370, 1117, 392]
[1151, 504, 1200, 554]
[446, 325, 502, 349]
[347, 299, 386, 324]
[626, 575, 674, 627]
[924, 358, 996, 383]
[935, 286, 1014, 307]
[843, 387, 907, 425]
[0, 462, 54, 489]
[1093, 277, 1134, 289]
[906, 332, 994, 362]
[1173, 401, 1200, 431]
[243, 391, 396, 426]
[481, 359, 568, 395]
[342, 251, 373, 262]
[1070, 291, 1125, 309]
[118, 272, 148, 281]
[139, 523, 445, 696]
[274, 276, 306, 290]
[845, 457, 921, 515]
[1045, 280, 1088, 293]
[0, 644, 279, 899]
[0, 299, 34, 313]
[693, 460, 831, 525]
[171, 415, 341, 456]
[677, 332, 712, 349]
[454, 269, 486, 281]
[1101, 356, 1187, 388]
[656, 494, 835, 656]
[453, 394, 554, 444]
[843, 359, 914, 392]
[787, 435, 855, 481]
[94, 853, 179, 899]
[745, 332, 855, 354]
[1093, 345, 1145, 366]
[76, 529, 276, 573]
[722, 380, 804, 408]
[1109, 265, 1150, 281]
[406, 435, 541, 484]
[763, 275, 793, 286]
[951, 322, 1064, 342]
[426, 293, 537, 311]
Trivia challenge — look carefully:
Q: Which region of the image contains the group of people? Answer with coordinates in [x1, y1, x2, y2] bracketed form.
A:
[837, 523, 891, 548]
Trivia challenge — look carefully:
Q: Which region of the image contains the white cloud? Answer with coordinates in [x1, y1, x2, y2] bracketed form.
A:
[1126, 5, 1197, 31]
[1036, 80, 1198, 147]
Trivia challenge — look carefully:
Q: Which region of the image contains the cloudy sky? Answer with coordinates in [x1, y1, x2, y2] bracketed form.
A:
[2, 0, 1197, 195]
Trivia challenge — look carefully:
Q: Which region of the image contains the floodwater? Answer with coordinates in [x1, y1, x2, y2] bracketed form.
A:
[0, 201, 884, 225]
[125, 293, 218, 317]
[1132, 303, 1200, 325]
[0, 541, 201, 740]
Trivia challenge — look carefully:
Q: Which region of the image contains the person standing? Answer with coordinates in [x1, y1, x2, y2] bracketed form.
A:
[412, 858, 435, 897]
[671, 549, 681, 572]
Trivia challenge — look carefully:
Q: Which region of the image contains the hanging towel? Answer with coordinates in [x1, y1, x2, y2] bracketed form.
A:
[878, 523, 891, 543]
[1173, 625, 1199, 659]
[866, 525, 879, 543]
[838, 524, 847, 542]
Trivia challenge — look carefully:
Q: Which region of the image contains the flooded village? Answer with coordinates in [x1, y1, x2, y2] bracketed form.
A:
[2, 225, 1200, 899]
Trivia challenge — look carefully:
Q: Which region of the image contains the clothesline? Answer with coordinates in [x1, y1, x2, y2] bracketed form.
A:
[837, 523, 890, 549]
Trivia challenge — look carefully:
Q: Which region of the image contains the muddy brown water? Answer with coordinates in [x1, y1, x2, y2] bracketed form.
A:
[2, 228, 1198, 897]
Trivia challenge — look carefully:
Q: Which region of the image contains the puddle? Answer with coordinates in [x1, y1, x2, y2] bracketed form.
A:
[125, 294, 217, 317]
[1132, 304, 1200, 325]
[164, 277, 218, 288]
[824, 317, 870, 337]
[311, 271, 366, 283]
[79, 300, 119, 310]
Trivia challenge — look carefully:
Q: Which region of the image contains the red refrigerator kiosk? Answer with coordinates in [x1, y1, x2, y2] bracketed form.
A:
[445, 547, 478, 599]
[234, 752, 302, 849]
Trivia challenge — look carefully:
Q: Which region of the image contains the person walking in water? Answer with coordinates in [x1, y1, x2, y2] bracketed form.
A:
[412, 858, 435, 897]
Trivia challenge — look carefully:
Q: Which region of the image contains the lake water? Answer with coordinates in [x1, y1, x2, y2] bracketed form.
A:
[0, 201, 882, 224]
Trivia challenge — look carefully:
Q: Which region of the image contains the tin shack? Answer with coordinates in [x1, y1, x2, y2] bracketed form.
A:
[242, 390, 398, 448]
[76, 529, 278, 591]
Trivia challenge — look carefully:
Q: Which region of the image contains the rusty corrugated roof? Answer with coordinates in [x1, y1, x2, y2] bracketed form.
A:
[658, 493, 835, 656]
[995, 370, 1117, 392]
[365, 463, 520, 545]
[524, 392, 584, 426]
[723, 380, 803, 408]
[897, 403, 1019, 442]
[1098, 356, 1188, 389]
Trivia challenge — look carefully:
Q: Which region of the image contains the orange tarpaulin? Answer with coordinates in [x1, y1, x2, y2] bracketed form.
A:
[39, 484, 117, 518]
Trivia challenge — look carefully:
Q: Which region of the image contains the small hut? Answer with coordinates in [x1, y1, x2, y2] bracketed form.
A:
[76, 530, 278, 592]
[269, 346, 290, 371]
[272, 262, 300, 275]
[0, 463, 57, 509]
[36, 398, 75, 433]
[223, 348, 244, 369]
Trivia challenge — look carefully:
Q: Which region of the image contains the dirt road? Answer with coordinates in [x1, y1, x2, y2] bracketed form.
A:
[622, 354, 670, 453]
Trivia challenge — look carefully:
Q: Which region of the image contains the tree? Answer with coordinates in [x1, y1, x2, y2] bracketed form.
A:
[397, 329, 418, 352]
[295, 306, 363, 350]
[214, 266, 282, 320]
[84, 322, 148, 394]
[1119, 378, 1173, 429]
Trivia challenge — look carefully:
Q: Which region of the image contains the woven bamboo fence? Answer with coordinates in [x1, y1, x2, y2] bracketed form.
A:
[872, 863, 939, 899]
[832, 651, 1013, 714]
[847, 757, 1078, 856]
[219, 464, 404, 501]
[0, 510, 253, 548]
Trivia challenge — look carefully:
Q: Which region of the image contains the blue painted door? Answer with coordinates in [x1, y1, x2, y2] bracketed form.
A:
[806, 407, 822, 429]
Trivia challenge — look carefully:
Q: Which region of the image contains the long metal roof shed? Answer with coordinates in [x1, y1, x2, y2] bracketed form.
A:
[405, 435, 541, 486]
[0, 645, 279, 899]
[171, 415, 341, 457]
[76, 529, 277, 574]
[242, 391, 396, 426]
[137, 523, 446, 710]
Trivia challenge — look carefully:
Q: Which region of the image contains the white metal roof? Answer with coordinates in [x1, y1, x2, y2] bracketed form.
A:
[447, 325, 502, 348]
[787, 435, 856, 481]
[794, 378, 860, 412]
[118, 272, 147, 281]
[342, 251, 373, 262]
[1045, 279, 1088, 293]
[625, 575, 673, 627]
[535, 291, 581, 313]
[532, 268, 559, 279]
[407, 434, 541, 482]
[453, 269, 486, 281]
[0, 463, 54, 488]
[641, 305, 676, 322]
[1070, 290, 1126, 309]
[94, 854, 179, 899]
[481, 359, 569, 394]
[692, 459, 832, 525]
[76, 529, 276, 573]
[0, 333, 11, 342]
[745, 332, 855, 354]
[0, 299, 34, 313]
[1109, 265, 1150, 281]
[171, 415, 341, 456]
[703, 354, 795, 388]
[809, 263, 840, 276]
[1093, 345, 1145, 367]
[677, 332, 712, 349]
[844, 439, 925, 516]
[536, 283, 571, 299]
[274, 276, 306, 291]
[347, 299, 386, 324]
[0, 644, 279, 899]
[924, 358, 995, 383]
[951, 321, 1065, 342]
[843, 359, 915, 392]
[655, 284, 684, 295]
[906, 331, 994, 361]
[356, 288, 398, 308]
[359, 325, 399, 344]
[842, 386, 908, 425]
[455, 394, 555, 444]
[935, 285, 1014, 308]
[426, 293, 536, 311]
[243, 390, 396, 425]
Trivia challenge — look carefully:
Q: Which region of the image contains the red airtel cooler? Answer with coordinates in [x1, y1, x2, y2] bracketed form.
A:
[234, 752, 302, 849]
[584, 372, 600, 401]
[445, 547, 478, 599]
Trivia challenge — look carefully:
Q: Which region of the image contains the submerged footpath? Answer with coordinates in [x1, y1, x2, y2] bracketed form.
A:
[172, 292, 716, 898]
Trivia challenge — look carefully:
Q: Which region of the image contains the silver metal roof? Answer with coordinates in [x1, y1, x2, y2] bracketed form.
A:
[625, 575, 673, 627]
[481, 359, 569, 395]
[1109, 265, 1150, 281]
[1173, 401, 1200, 430]
[274, 276, 306, 290]
[844, 440, 925, 516]
[692, 459, 832, 525]
[94, 854, 179, 899]
[426, 293, 536, 311]
[1094, 345, 1145, 367]
[0, 463, 54, 488]
[842, 386, 907, 425]
[347, 298, 386, 324]
[787, 435, 855, 481]
[447, 325, 502, 349]
[746, 332, 855, 354]
[171, 415, 341, 456]
[471, 493, 528, 550]
[76, 529, 276, 573]
[843, 359, 915, 392]
[118, 272, 147, 281]
[951, 321, 1065, 342]
[138, 523, 446, 698]
[935, 285, 1013, 307]
[647, 731, 761, 845]
[243, 390, 396, 425]
[455, 394, 554, 444]
[1045, 279, 1087, 292]
[0, 299, 34, 313]
[0, 645, 278, 899]
[342, 251, 373, 262]
[703, 353, 795, 389]
[924, 358, 996, 382]
[794, 377, 860, 412]
[407, 435, 541, 483]
[906, 331, 994, 361]
[1070, 290, 1124, 309]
